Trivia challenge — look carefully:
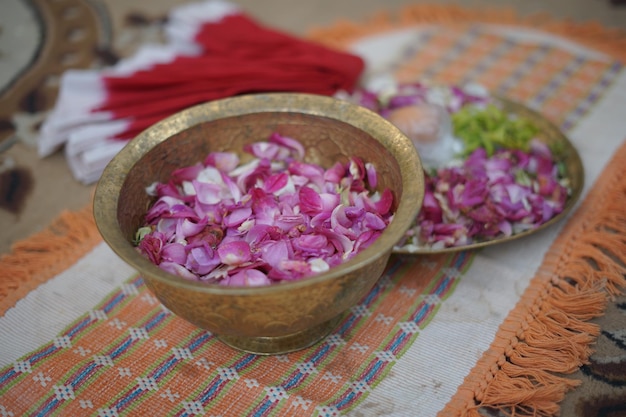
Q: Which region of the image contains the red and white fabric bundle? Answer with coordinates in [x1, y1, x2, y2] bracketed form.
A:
[39, 0, 364, 184]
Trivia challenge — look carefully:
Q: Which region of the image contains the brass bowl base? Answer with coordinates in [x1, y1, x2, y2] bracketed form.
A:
[217, 314, 345, 355]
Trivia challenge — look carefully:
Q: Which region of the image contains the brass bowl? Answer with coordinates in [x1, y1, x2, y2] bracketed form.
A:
[93, 93, 424, 355]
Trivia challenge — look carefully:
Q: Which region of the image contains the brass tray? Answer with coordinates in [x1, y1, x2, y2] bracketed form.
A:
[393, 96, 584, 254]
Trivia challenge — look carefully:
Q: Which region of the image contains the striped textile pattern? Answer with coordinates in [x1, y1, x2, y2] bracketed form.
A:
[1, 253, 471, 417]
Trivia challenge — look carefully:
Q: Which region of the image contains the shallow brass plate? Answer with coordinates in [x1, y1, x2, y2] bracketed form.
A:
[393, 96, 584, 255]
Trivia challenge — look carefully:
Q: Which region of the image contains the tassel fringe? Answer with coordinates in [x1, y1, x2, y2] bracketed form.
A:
[0, 203, 101, 316]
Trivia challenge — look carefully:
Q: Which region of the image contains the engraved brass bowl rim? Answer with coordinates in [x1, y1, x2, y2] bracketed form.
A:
[93, 92, 425, 296]
[393, 96, 585, 255]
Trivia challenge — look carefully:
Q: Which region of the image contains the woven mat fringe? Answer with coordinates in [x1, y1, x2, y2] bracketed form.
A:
[439, 139, 626, 417]
[0, 203, 101, 316]
[306, 4, 626, 63]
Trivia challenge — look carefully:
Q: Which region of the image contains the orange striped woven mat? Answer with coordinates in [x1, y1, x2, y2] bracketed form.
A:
[2, 4, 626, 417]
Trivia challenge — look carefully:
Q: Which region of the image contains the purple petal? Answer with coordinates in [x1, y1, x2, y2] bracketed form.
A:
[217, 241, 252, 266]
[289, 161, 325, 186]
[269, 132, 305, 160]
[137, 232, 165, 264]
[187, 245, 221, 275]
[323, 162, 346, 184]
[293, 234, 332, 255]
[204, 151, 240, 172]
[159, 262, 198, 280]
[260, 240, 290, 270]
[299, 186, 323, 215]
[192, 180, 222, 205]
[222, 269, 271, 286]
[161, 243, 187, 264]
[365, 162, 378, 188]
[224, 207, 252, 228]
[171, 163, 204, 183]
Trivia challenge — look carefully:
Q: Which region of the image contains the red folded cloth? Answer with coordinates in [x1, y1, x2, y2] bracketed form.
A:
[39, 0, 364, 184]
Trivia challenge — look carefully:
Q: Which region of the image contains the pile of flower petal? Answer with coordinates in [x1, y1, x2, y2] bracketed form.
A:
[344, 81, 490, 116]
[341, 81, 492, 168]
[134, 133, 394, 286]
[396, 139, 570, 250]
[343, 81, 572, 250]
